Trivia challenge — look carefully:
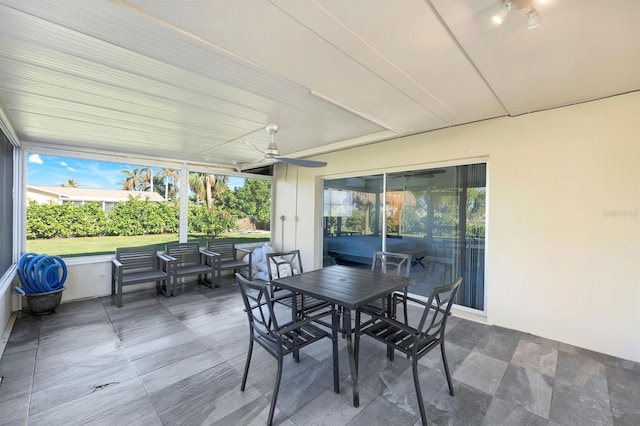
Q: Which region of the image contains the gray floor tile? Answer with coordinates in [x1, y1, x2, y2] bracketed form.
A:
[520, 332, 560, 349]
[27, 377, 152, 426]
[453, 349, 509, 395]
[290, 380, 375, 426]
[606, 364, 640, 425]
[511, 339, 558, 378]
[445, 318, 491, 350]
[418, 340, 471, 375]
[352, 339, 412, 395]
[139, 349, 225, 394]
[150, 362, 263, 425]
[348, 395, 418, 426]
[495, 364, 554, 419]
[603, 353, 640, 373]
[211, 395, 288, 426]
[549, 380, 613, 425]
[34, 338, 123, 375]
[131, 337, 210, 375]
[265, 355, 338, 417]
[474, 325, 523, 362]
[0, 394, 29, 426]
[32, 348, 130, 392]
[3, 320, 41, 355]
[122, 328, 201, 360]
[559, 342, 605, 363]
[554, 350, 608, 395]
[2, 283, 637, 426]
[481, 396, 548, 426]
[29, 361, 139, 414]
[425, 382, 494, 425]
[0, 374, 32, 405]
[0, 349, 36, 403]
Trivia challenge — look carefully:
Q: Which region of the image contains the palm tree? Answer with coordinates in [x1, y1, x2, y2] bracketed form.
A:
[61, 178, 78, 188]
[189, 173, 228, 210]
[141, 167, 153, 192]
[189, 172, 205, 205]
[352, 190, 378, 234]
[157, 168, 179, 201]
[121, 168, 142, 191]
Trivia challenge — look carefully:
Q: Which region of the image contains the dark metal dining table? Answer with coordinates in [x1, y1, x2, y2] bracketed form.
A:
[271, 264, 414, 407]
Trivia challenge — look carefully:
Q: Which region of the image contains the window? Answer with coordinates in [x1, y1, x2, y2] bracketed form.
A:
[323, 163, 486, 312]
[0, 129, 13, 276]
[26, 153, 271, 257]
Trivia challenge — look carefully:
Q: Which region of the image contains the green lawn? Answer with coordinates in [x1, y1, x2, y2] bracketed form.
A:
[26, 232, 270, 257]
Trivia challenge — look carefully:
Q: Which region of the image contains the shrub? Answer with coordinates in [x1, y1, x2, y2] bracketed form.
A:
[188, 202, 237, 237]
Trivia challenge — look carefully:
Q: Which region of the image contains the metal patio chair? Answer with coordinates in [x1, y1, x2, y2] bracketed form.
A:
[361, 276, 462, 425]
[236, 273, 339, 426]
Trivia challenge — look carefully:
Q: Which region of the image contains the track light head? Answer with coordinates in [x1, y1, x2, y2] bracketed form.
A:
[527, 7, 540, 29]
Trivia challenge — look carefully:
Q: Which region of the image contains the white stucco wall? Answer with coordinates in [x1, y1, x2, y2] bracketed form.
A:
[271, 92, 640, 362]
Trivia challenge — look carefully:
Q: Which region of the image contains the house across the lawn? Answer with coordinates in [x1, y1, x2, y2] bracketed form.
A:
[27, 185, 165, 211]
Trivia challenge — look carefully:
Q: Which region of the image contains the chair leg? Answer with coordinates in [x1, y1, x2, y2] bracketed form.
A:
[116, 280, 123, 308]
[412, 357, 428, 425]
[332, 308, 340, 393]
[354, 310, 361, 371]
[241, 338, 253, 391]
[387, 344, 395, 361]
[268, 356, 284, 426]
[440, 340, 455, 396]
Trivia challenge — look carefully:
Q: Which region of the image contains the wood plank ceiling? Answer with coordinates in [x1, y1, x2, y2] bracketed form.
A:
[0, 0, 638, 171]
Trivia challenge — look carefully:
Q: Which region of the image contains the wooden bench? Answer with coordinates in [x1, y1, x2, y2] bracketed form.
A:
[205, 241, 252, 287]
[111, 245, 173, 307]
[165, 242, 219, 292]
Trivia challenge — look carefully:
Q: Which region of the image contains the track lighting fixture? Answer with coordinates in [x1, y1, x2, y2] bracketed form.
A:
[527, 7, 540, 29]
[492, 0, 512, 25]
[492, 0, 545, 29]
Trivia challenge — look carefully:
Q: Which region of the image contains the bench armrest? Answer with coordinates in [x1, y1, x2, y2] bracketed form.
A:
[157, 253, 174, 263]
[200, 249, 219, 259]
[200, 249, 221, 269]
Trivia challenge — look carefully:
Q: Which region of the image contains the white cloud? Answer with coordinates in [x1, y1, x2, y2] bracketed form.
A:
[60, 161, 67, 166]
[28, 154, 43, 164]
[67, 167, 77, 172]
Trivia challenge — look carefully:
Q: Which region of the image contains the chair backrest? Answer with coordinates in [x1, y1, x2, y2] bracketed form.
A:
[417, 276, 462, 339]
[116, 246, 158, 271]
[371, 251, 411, 278]
[206, 241, 236, 261]
[235, 273, 279, 344]
[165, 242, 201, 267]
[266, 250, 303, 281]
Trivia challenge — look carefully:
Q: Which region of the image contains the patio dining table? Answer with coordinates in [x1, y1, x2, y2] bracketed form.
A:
[272, 264, 414, 407]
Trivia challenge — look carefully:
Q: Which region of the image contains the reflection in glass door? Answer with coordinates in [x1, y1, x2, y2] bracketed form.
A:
[386, 164, 486, 310]
[322, 175, 383, 267]
[323, 164, 486, 312]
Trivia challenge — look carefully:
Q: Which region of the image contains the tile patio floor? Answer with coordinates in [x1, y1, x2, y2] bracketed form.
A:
[1, 278, 639, 425]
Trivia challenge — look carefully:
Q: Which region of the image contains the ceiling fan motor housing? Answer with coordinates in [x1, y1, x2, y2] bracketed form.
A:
[265, 142, 280, 157]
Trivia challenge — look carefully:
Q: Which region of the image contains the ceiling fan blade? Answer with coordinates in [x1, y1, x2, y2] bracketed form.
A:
[276, 157, 327, 168]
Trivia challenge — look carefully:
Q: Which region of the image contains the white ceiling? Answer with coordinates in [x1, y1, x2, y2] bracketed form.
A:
[0, 0, 638, 171]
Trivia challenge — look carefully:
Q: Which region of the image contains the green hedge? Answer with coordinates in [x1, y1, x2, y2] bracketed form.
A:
[26, 196, 238, 239]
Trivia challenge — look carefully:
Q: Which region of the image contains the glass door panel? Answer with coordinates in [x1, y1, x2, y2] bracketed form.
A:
[386, 163, 486, 310]
[322, 165, 485, 311]
[323, 175, 383, 268]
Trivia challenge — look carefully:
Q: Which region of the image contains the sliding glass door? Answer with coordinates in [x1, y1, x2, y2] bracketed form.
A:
[323, 174, 383, 266]
[323, 163, 486, 312]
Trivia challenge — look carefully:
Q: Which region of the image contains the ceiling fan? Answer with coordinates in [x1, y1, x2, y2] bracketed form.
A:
[249, 124, 327, 168]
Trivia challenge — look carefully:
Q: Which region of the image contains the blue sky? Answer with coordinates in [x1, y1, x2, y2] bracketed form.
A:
[27, 154, 245, 189]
